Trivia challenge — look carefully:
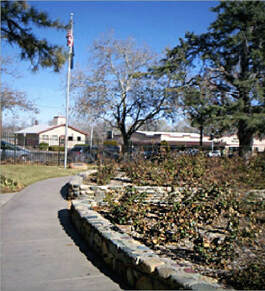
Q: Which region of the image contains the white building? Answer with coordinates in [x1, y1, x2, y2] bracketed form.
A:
[217, 134, 265, 152]
[15, 116, 88, 148]
[114, 131, 265, 152]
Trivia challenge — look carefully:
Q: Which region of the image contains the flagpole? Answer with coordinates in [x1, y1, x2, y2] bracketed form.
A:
[64, 13, 73, 168]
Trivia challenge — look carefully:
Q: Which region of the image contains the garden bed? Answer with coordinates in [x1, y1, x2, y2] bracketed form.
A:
[72, 154, 265, 289]
[96, 186, 265, 290]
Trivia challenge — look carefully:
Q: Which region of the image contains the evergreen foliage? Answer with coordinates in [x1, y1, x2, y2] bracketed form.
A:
[1, 1, 67, 72]
[161, 1, 265, 157]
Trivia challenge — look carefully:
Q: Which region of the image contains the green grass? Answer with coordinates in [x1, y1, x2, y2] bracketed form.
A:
[0, 164, 84, 193]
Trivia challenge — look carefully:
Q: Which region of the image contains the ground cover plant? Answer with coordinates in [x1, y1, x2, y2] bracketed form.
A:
[95, 152, 265, 289]
[83, 159, 118, 185]
[122, 151, 265, 190]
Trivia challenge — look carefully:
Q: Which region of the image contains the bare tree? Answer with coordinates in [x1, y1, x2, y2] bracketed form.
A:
[139, 119, 173, 132]
[72, 34, 171, 153]
[0, 57, 39, 134]
[172, 119, 198, 133]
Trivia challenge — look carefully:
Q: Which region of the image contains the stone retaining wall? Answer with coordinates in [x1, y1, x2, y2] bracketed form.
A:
[67, 171, 180, 204]
[71, 199, 227, 290]
[68, 171, 265, 290]
[68, 171, 265, 204]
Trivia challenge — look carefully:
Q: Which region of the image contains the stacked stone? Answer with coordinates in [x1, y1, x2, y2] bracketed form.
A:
[67, 175, 83, 199]
[68, 175, 187, 206]
[68, 169, 97, 200]
[71, 199, 228, 290]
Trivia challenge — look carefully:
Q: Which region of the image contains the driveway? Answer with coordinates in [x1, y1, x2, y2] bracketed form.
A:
[0, 176, 126, 291]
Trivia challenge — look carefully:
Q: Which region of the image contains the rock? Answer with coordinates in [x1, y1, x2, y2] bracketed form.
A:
[94, 191, 106, 202]
[245, 190, 265, 201]
[126, 267, 135, 287]
[80, 184, 90, 190]
[69, 162, 88, 170]
[70, 175, 83, 186]
[139, 256, 165, 273]
[205, 230, 226, 244]
[156, 265, 175, 279]
[135, 276, 153, 290]
[117, 224, 132, 233]
[190, 282, 225, 290]
[90, 201, 97, 207]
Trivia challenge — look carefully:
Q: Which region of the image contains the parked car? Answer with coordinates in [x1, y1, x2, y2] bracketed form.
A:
[208, 150, 222, 157]
[102, 145, 120, 160]
[68, 145, 95, 163]
[0, 140, 31, 161]
[143, 148, 165, 161]
[184, 148, 199, 156]
[228, 147, 239, 158]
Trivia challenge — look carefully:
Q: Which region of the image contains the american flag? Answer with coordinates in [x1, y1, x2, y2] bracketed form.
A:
[66, 30, 73, 47]
[66, 29, 74, 69]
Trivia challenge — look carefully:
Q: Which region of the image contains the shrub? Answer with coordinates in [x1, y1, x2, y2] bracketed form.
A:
[100, 179, 265, 288]
[39, 142, 49, 151]
[104, 140, 118, 146]
[104, 187, 148, 225]
[160, 140, 170, 153]
[96, 159, 117, 185]
[48, 145, 65, 152]
[121, 153, 265, 189]
[0, 175, 22, 192]
[225, 258, 265, 290]
[97, 153, 265, 289]
[73, 144, 89, 147]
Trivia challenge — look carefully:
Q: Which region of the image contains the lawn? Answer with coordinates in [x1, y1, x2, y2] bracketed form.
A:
[1, 164, 85, 193]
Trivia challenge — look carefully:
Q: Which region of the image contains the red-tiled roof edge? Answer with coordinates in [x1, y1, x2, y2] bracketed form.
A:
[38, 124, 88, 135]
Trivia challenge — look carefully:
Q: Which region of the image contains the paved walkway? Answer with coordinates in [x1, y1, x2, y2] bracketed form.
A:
[0, 177, 126, 291]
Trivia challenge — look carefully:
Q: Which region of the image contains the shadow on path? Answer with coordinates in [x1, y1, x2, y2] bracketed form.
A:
[60, 183, 70, 200]
[58, 208, 129, 290]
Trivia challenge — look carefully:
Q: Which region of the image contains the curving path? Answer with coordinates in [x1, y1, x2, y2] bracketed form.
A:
[0, 176, 126, 291]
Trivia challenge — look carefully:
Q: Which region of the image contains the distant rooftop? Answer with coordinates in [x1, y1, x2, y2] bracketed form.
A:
[15, 116, 67, 134]
[16, 124, 50, 134]
[136, 131, 202, 137]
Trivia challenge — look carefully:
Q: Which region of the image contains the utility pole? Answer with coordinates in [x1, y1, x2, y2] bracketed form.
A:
[90, 125, 94, 151]
[64, 13, 74, 168]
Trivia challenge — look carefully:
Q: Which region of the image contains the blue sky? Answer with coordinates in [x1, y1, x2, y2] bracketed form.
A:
[3, 1, 218, 127]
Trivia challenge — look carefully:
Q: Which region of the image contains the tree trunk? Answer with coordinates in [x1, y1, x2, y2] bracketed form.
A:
[199, 125, 203, 148]
[122, 137, 130, 155]
[238, 120, 254, 159]
[120, 127, 130, 155]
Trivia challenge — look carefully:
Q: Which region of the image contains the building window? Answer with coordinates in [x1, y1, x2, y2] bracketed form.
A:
[42, 135, 49, 141]
[52, 135, 58, 141]
[68, 136, 73, 141]
[77, 136, 81, 141]
[59, 136, 65, 146]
